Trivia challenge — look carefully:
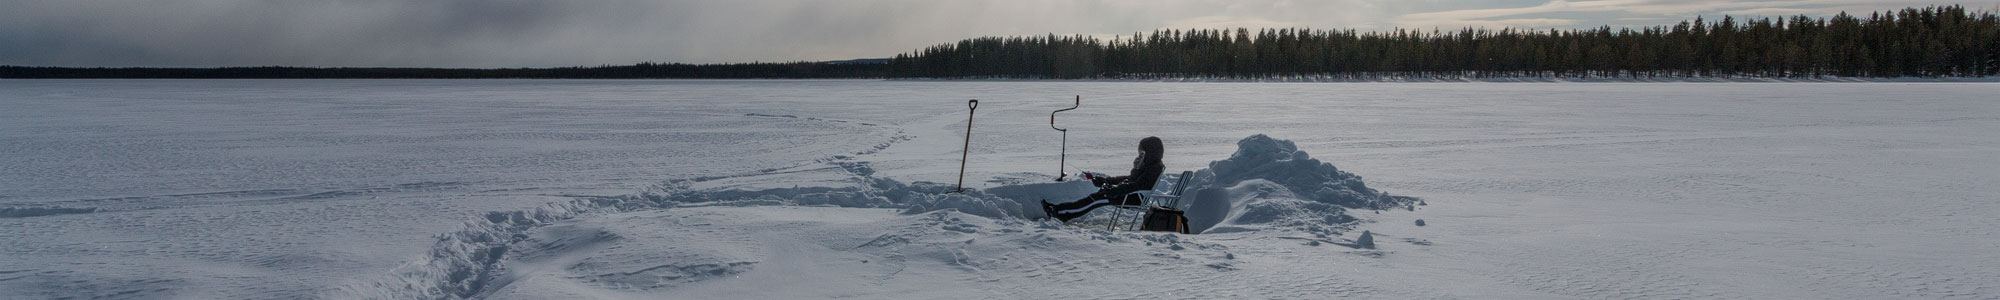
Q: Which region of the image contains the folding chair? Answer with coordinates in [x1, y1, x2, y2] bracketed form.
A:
[1105, 171, 1194, 231]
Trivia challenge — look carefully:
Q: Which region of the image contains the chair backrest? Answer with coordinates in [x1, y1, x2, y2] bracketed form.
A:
[1120, 171, 1198, 208]
[1163, 171, 1193, 207]
[1169, 171, 1193, 195]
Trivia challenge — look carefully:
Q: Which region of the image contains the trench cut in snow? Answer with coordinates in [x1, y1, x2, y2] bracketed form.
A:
[335, 134, 1415, 299]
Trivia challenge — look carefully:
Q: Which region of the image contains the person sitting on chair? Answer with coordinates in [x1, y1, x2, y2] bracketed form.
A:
[1043, 136, 1165, 222]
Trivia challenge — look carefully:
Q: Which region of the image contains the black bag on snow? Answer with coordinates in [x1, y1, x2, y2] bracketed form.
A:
[1142, 206, 1189, 234]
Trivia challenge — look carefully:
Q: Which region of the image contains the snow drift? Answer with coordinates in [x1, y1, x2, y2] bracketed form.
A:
[336, 134, 1413, 299]
[1198, 134, 1413, 210]
[1179, 134, 1420, 234]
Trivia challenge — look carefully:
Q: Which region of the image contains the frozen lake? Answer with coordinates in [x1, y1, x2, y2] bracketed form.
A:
[3, 80, 1997, 299]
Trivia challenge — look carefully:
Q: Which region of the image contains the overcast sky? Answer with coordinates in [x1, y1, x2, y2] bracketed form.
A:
[1, 0, 1981, 67]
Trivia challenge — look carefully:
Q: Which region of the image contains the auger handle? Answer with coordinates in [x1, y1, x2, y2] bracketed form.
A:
[1051, 96, 1078, 181]
[1051, 95, 1077, 131]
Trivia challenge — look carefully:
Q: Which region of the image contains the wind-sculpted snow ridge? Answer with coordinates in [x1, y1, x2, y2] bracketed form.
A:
[0, 206, 99, 218]
[335, 134, 1411, 299]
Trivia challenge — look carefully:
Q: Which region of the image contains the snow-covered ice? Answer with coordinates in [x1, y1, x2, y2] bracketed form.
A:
[3, 79, 1997, 299]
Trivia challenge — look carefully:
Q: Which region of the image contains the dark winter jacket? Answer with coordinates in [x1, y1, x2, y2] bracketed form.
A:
[1049, 137, 1169, 220]
[1094, 136, 1165, 191]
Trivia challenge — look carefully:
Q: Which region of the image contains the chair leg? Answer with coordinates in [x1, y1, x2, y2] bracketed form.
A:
[1105, 207, 1118, 231]
[1120, 209, 1134, 231]
[1123, 209, 1135, 231]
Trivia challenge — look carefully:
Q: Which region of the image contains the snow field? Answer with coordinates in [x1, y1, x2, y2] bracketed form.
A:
[334, 133, 1415, 298]
[0, 80, 915, 299]
[4, 80, 1998, 299]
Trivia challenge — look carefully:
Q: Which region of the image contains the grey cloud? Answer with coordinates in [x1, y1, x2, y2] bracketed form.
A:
[0, 0, 1944, 67]
[3, 0, 1402, 67]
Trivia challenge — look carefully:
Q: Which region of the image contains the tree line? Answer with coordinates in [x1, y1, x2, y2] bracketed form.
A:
[888, 5, 2000, 79]
[0, 61, 888, 79]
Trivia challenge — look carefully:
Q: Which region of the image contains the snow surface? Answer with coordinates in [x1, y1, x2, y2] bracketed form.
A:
[3, 79, 1998, 299]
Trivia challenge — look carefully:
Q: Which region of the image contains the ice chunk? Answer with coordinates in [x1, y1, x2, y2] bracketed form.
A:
[1356, 230, 1376, 249]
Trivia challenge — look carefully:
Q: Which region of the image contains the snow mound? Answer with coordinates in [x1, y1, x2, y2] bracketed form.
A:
[1179, 134, 1418, 234]
[1189, 180, 1359, 234]
[1198, 134, 1413, 210]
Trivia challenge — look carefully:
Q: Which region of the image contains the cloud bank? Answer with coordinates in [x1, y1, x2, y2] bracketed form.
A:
[0, 0, 1963, 67]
